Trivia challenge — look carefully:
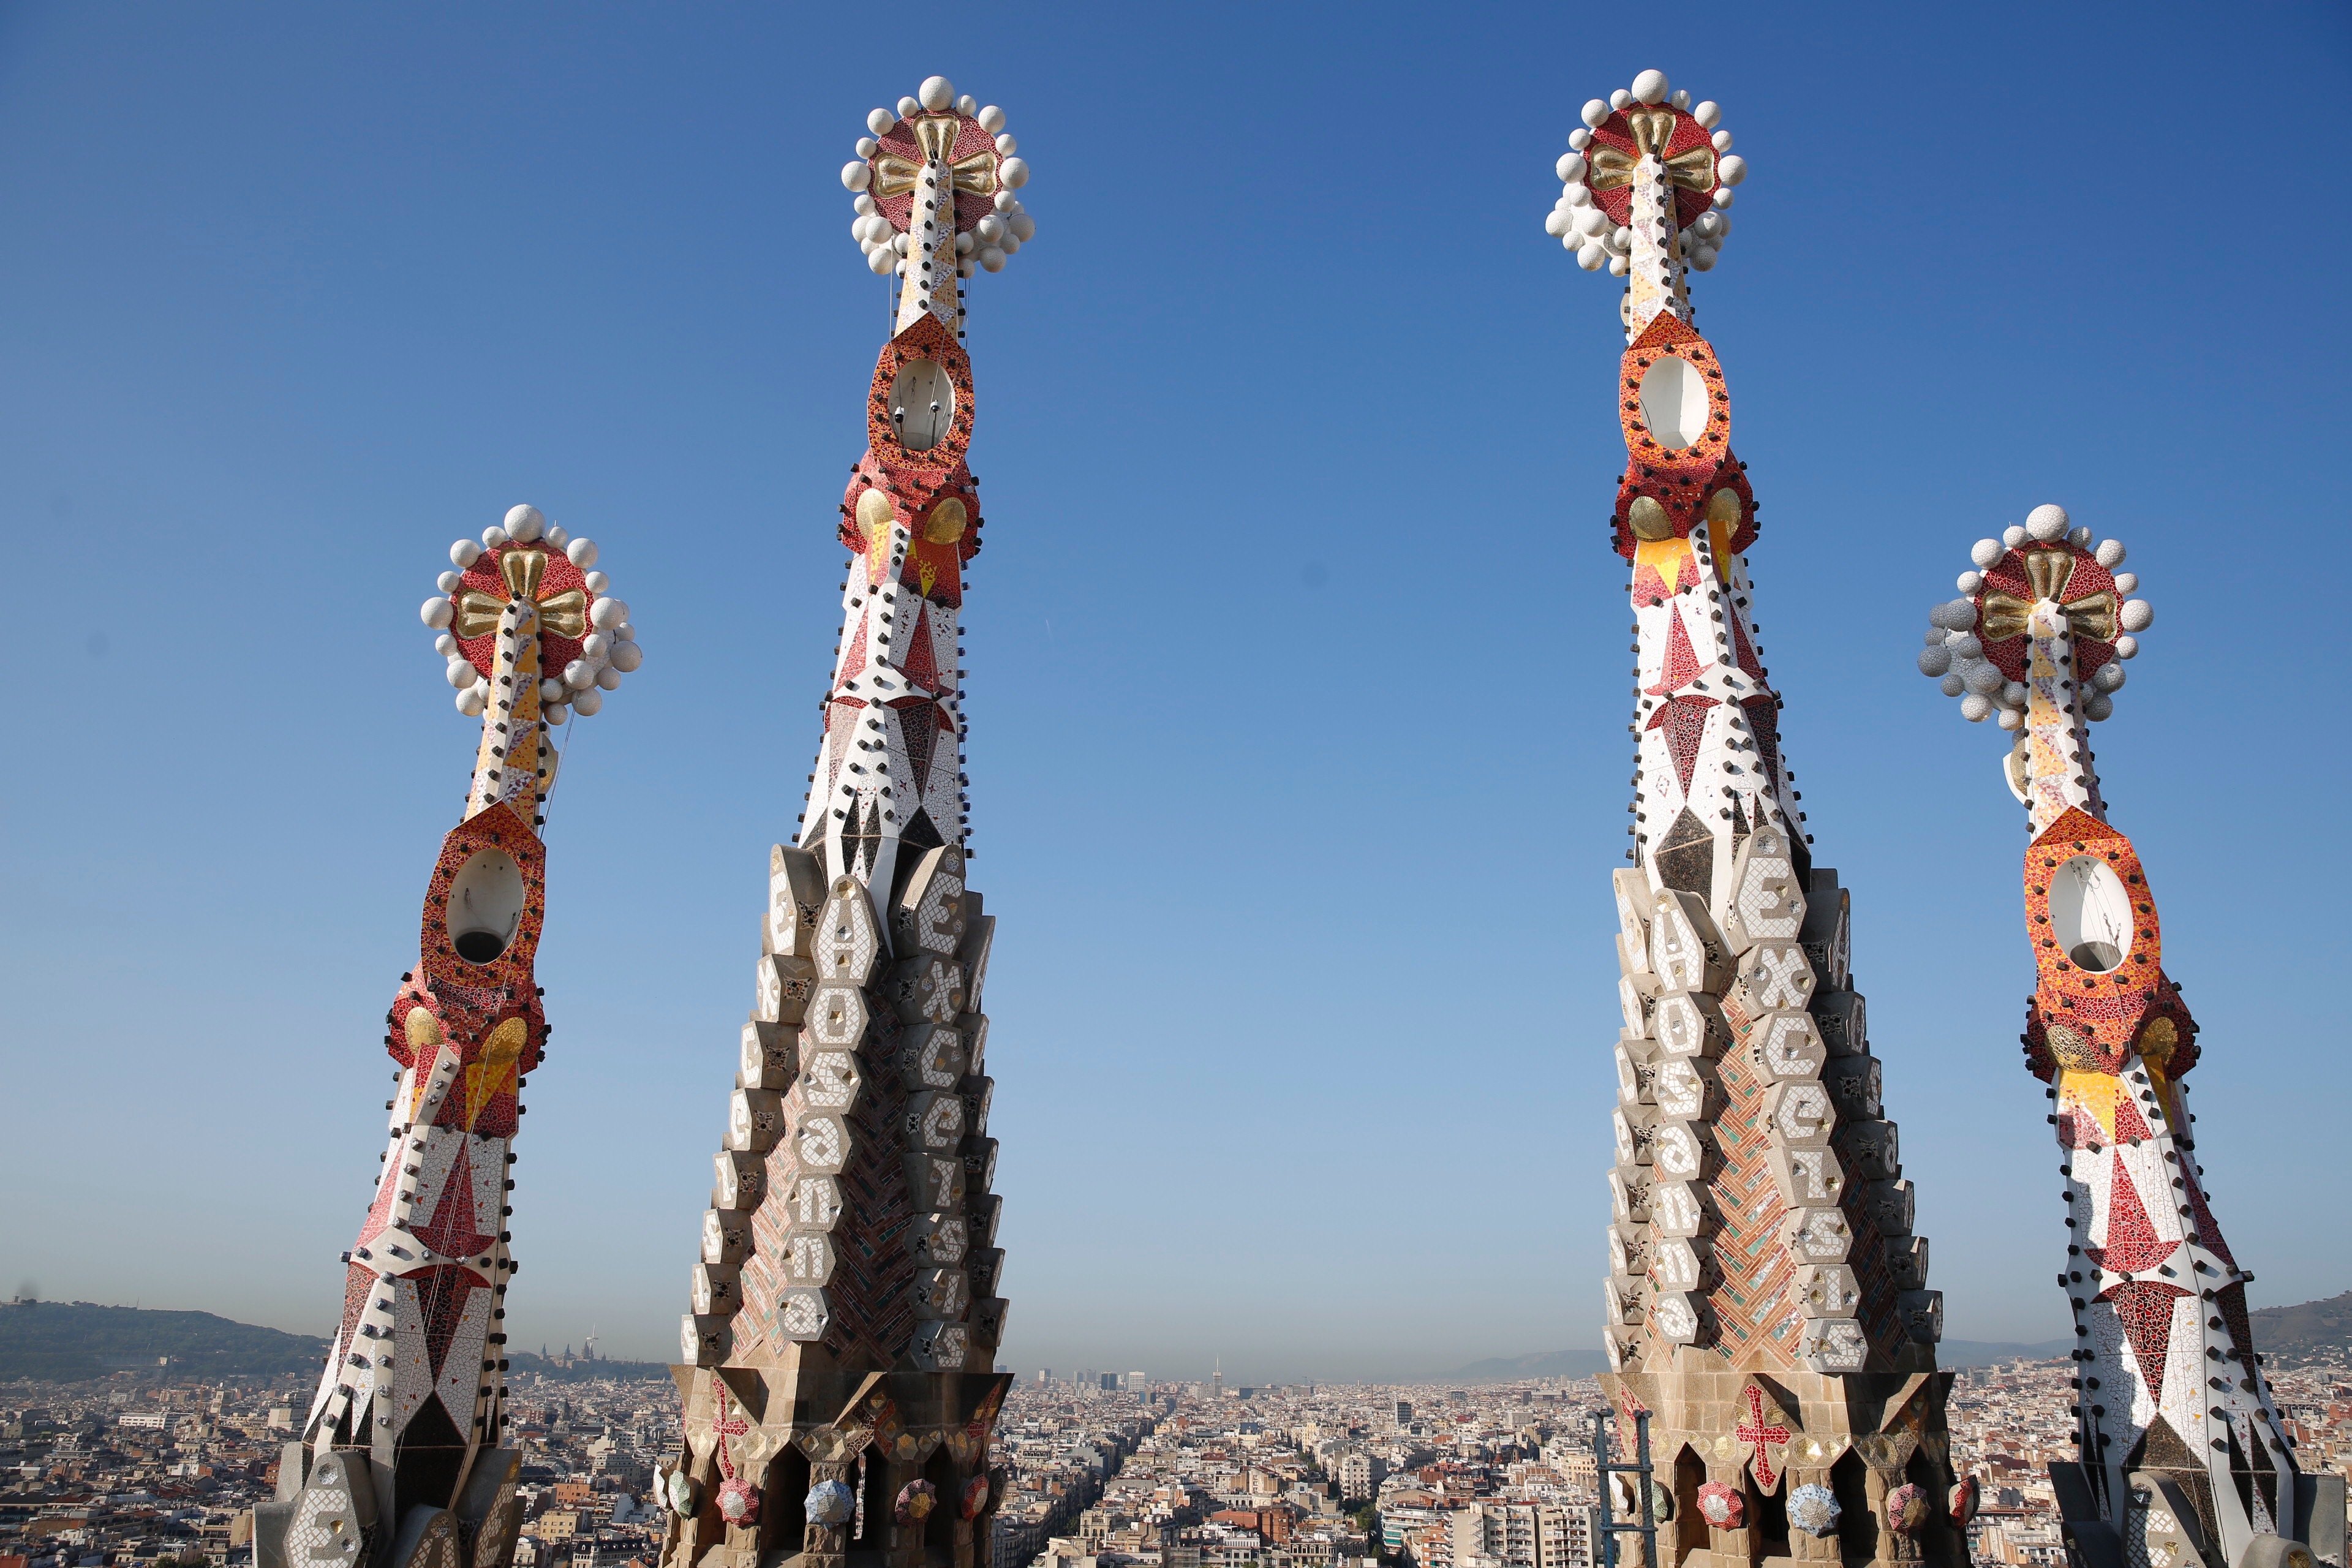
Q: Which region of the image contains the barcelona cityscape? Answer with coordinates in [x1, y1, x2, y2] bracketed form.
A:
[1, 10, 2346, 1568]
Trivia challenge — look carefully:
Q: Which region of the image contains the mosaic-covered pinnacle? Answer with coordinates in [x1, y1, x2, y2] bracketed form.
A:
[1917, 503, 2150, 731]
[419, 505, 642, 725]
[841, 78, 1035, 282]
[1549, 70, 1743, 276]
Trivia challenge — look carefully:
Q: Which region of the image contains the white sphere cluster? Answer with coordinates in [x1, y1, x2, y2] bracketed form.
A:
[421, 504, 643, 725]
[1548, 70, 1739, 274]
[1915, 505, 2147, 731]
[843, 78, 1036, 281]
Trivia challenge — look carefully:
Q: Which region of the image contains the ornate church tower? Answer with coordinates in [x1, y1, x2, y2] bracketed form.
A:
[1553, 70, 1962, 1567]
[1917, 509, 2344, 1568]
[653, 75, 1032, 1568]
[257, 505, 643, 1568]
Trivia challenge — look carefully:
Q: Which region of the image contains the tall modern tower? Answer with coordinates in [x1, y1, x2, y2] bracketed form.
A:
[653, 75, 1031, 1568]
[257, 504, 643, 1568]
[1553, 70, 1962, 1568]
[1917, 508, 2344, 1568]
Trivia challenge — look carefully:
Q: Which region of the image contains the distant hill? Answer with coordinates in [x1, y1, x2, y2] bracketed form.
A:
[1936, 1339, 2074, 1366]
[0, 1302, 328, 1382]
[2249, 1291, 2352, 1359]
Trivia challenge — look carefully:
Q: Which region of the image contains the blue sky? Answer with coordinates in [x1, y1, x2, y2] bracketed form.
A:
[1, 1, 2346, 1382]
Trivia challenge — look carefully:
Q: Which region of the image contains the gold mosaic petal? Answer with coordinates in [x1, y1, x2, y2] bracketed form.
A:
[2065, 591, 2117, 643]
[500, 546, 548, 601]
[537, 588, 587, 639]
[948, 152, 998, 196]
[1665, 146, 1717, 190]
[451, 589, 507, 641]
[1588, 146, 1637, 190]
[914, 116, 958, 162]
[1980, 592, 2033, 643]
[872, 156, 920, 198]
[2022, 548, 2073, 603]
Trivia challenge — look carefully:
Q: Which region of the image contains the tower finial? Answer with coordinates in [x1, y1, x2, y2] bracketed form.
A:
[1916, 503, 2149, 835]
[1547, 71, 1745, 337]
[842, 79, 1036, 335]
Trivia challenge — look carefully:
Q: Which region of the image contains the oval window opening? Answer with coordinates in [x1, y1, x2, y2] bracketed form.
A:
[889, 359, 956, 453]
[2049, 854, 2133, 973]
[1638, 356, 1710, 451]
[448, 848, 526, 965]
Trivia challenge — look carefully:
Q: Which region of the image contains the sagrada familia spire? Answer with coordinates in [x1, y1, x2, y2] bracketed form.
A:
[257, 505, 642, 1568]
[650, 75, 1031, 1568]
[1551, 70, 1964, 1566]
[1918, 511, 2344, 1568]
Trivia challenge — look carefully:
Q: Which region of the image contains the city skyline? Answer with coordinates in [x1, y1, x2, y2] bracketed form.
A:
[3, 0, 2350, 1386]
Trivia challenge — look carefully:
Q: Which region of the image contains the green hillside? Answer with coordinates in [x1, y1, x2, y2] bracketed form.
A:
[0, 1301, 328, 1382]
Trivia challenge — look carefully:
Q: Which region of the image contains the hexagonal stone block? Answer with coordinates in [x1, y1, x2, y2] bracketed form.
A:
[1821, 1055, 1882, 1120]
[1651, 1120, 1709, 1182]
[1863, 1177, 1916, 1235]
[799, 1048, 862, 1113]
[725, 1088, 785, 1153]
[1834, 1118, 1901, 1180]
[910, 1320, 969, 1371]
[1752, 1009, 1827, 1080]
[1607, 1222, 1651, 1277]
[1898, 1288, 1943, 1342]
[1799, 872, 1851, 990]
[905, 1089, 965, 1152]
[1798, 1317, 1866, 1373]
[907, 1152, 965, 1211]
[967, 1246, 1005, 1298]
[813, 878, 881, 985]
[690, 1261, 740, 1317]
[1779, 1206, 1852, 1264]
[1888, 1234, 1929, 1292]
[914, 1266, 970, 1321]
[960, 1073, 993, 1136]
[1620, 971, 1657, 1036]
[968, 1297, 1009, 1352]
[1609, 1166, 1653, 1224]
[1651, 1290, 1703, 1345]
[1651, 1236, 1706, 1293]
[766, 845, 825, 959]
[783, 1230, 835, 1286]
[1768, 1145, 1846, 1207]
[1649, 890, 1731, 993]
[962, 1134, 998, 1192]
[1730, 940, 1815, 1017]
[713, 1150, 764, 1210]
[1649, 1179, 1705, 1238]
[739, 1020, 797, 1090]
[1763, 1080, 1834, 1147]
[1721, 826, 1806, 954]
[804, 981, 870, 1053]
[682, 1313, 733, 1366]
[755, 955, 817, 1026]
[1653, 1058, 1715, 1120]
[1653, 991, 1727, 1059]
[899, 1023, 965, 1090]
[912, 1211, 968, 1267]
[1613, 1104, 1657, 1166]
[788, 1175, 842, 1231]
[1811, 990, 1868, 1057]
[1603, 1273, 1646, 1328]
[701, 1207, 748, 1265]
[777, 1287, 831, 1343]
[1795, 1263, 1861, 1318]
[886, 955, 967, 1025]
[958, 911, 997, 1015]
[794, 1112, 849, 1175]
[891, 844, 968, 958]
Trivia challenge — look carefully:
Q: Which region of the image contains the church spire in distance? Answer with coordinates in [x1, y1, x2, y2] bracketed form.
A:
[653, 75, 1032, 1568]
[1558, 67, 1964, 1567]
[257, 505, 642, 1568]
[1917, 509, 2343, 1568]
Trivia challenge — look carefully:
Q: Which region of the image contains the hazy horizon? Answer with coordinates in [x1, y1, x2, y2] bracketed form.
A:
[3, 2, 2347, 1380]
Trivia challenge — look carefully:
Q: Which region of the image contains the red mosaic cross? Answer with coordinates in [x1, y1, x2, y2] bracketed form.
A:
[711, 1381, 750, 1482]
[1736, 1385, 1791, 1490]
